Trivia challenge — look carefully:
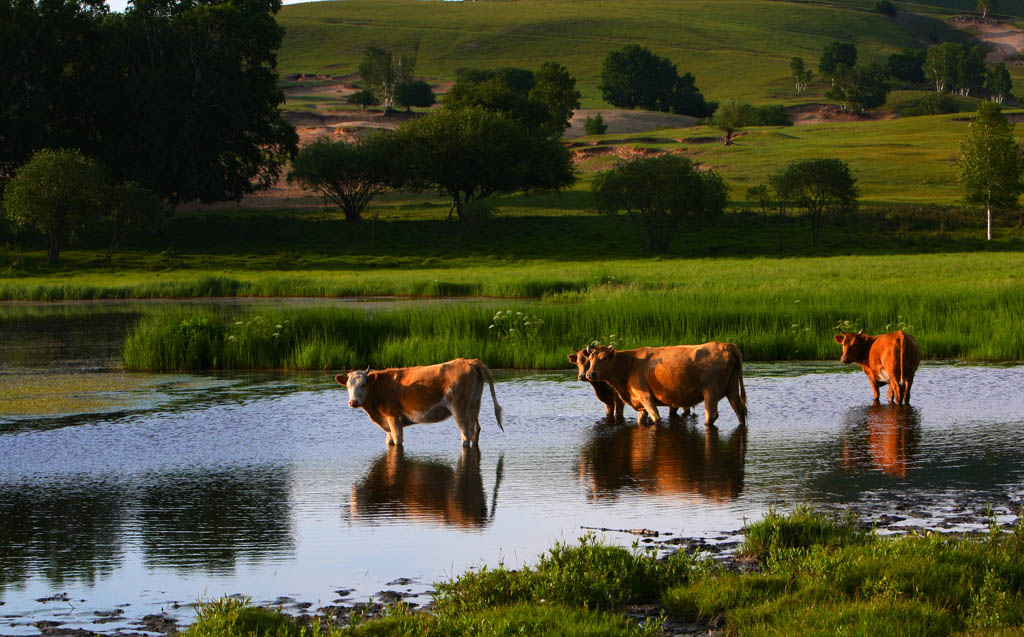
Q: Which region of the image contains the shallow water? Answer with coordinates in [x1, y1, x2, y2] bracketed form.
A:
[1, 303, 1023, 634]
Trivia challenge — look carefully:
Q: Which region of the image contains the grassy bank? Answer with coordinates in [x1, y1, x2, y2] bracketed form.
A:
[182, 509, 1024, 636]
[119, 256, 1024, 370]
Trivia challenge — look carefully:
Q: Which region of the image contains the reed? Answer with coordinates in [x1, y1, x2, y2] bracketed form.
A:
[121, 272, 1024, 370]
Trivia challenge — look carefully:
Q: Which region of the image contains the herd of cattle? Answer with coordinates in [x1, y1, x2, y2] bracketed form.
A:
[336, 329, 922, 448]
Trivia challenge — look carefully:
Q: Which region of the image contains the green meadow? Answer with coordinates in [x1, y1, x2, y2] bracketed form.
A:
[277, 0, 980, 106]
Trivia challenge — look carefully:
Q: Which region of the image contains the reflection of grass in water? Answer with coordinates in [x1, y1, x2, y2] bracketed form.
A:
[0, 372, 151, 416]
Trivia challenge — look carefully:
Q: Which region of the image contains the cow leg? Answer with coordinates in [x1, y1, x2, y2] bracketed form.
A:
[638, 397, 661, 424]
[903, 377, 914, 404]
[703, 391, 719, 428]
[614, 398, 624, 420]
[388, 420, 404, 446]
[453, 410, 476, 448]
[726, 391, 746, 427]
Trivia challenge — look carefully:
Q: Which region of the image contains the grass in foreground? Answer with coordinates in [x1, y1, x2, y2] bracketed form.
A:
[184, 509, 1024, 636]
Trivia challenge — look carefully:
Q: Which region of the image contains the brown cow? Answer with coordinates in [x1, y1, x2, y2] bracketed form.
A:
[336, 358, 503, 447]
[569, 347, 689, 421]
[581, 343, 747, 427]
[833, 330, 921, 404]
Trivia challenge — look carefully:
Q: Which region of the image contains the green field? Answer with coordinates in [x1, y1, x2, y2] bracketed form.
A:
[276, 0, 1017, 107]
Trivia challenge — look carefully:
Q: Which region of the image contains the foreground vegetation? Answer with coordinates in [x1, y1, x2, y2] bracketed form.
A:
[182, 508, 1024, 636]
[118, 252, 1024, 371]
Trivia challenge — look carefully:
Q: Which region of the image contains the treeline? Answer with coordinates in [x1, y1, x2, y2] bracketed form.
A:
[791, 39, 1013, 113]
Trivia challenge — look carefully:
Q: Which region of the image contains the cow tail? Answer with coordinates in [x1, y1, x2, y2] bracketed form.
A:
[735, 351, 748, 421]
[476, 361, 504, 431]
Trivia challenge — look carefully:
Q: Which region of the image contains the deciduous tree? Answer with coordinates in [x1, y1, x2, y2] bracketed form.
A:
[288, 133, 401, 223]
[593, 154, 728, 252]
[599, 44, 715, 117]
[394, 80, 436, 111]
[105, 181, 162, 261]
[784, 158, 859, 249]
[819, 42, 857, 82]
[985, 63, 1013, 103]
[359, 45, 415, 110]
[529, 61, 581, 133]
[397, 107, 576, 221]
[2, 148, 107, 263]
[978, 0, 997, 19]
[790, 57, 813, 93]
[712, 100, 744, 145]
[957, 101, 1024, 240]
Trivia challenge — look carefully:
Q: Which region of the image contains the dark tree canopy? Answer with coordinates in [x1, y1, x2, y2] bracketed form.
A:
[444, 76, 553, 131]
[599, 44, 715, 117]
[826, 62, 890, 112]
[396, 107, 576, 221]
[887, 49, 926, 85]
[394, 79, 436, 111]
[593, 154, 728, 252]
[986, 63, 1014, 103]
[1, 0, 298, 216]
[819, 42, 857, 77]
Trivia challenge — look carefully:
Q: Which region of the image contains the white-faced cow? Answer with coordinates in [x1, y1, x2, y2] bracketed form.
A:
[581, 343, 747, 428]
[569, 346, 690, 421]
[336, 358, 503, 447]
[834, 330, 921, 404]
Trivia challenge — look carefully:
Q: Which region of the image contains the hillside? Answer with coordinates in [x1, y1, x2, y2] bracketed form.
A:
[276, 0, 1018, 108]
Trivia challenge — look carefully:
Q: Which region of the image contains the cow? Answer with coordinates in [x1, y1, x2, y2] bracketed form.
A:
[833, 330, 921, 404]
[569, 346, 690, 421]
[580, 343, 747, 428]
[336, 358, 503, 448]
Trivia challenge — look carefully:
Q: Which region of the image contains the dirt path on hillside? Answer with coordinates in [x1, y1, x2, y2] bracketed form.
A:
[951, 16, 1024, 63]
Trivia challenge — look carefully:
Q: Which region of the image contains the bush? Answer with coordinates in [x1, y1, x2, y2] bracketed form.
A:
[740, 104, 793, 126]
[874, 0, 897, 16]
[347, 89, 380, 109]
[584, 113, 608, 135]
[899, 93, 958, 117]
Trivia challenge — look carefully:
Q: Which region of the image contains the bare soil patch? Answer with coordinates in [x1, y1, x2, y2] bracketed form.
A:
[786, 103, 897, 125]
[565, 109, 697, 139]
[950, 16, 1024, 63]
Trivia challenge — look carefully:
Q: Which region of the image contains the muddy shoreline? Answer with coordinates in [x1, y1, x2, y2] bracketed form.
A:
[3, 492, 1020, 637]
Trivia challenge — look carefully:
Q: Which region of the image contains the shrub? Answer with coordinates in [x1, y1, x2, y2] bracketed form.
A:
[347, 89, 380, 109]
[584, 113, 608, 135]
[874, 0, 897, 16]
[899, 92, 957, 117]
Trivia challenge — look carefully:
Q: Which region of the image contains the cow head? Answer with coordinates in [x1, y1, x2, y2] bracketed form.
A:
[584, 346, 616, 382]
[336, 369, 374, 408]
[568, 347, 591, 382]
[834, 331, 868, 365]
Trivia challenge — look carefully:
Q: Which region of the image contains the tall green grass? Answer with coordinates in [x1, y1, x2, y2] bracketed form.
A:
[121, 267, 1024, 371]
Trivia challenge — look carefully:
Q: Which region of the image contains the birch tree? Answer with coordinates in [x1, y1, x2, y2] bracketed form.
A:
[957, 101, 1024, 240]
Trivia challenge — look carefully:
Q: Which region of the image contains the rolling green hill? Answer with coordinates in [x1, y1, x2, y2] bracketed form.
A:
[276, 0, 1012, 107]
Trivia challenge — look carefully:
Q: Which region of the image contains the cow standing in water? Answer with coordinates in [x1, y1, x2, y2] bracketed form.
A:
[834, 330, 921, 404]
[569, 346, 690, 421]
[336, 358, 503, 447]
[581, 343, 747, 428]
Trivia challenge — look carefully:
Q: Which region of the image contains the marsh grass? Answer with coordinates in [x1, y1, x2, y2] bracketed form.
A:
[121, 264, 1024, 370]
[664, 509, 1024, 636]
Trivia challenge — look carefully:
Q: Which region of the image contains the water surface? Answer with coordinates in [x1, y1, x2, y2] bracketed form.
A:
[1, 303, 1022, 634]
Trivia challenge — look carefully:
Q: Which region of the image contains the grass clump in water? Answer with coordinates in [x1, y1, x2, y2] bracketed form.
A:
[663, 508, 1024, 635]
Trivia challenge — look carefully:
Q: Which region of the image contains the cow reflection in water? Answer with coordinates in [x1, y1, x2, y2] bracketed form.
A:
[840, 404, 922, 477]
[349, 447, 502, 529]
[579, 422, 747, 502]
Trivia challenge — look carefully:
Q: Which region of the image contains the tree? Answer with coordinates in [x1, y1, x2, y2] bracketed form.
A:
[584, 113, 608, 135]
[359, 45, 415, 110]
[347, 89, 380, 110]
[768, 167, 801, 250]
[529, 61, 582, 133]
[396, 107, 576, 221]
[785, 158, 859, 249]
[287, 133, 401, 223]
[599, 44, 715, 117]
[105, 181, 162, 261]
[888, 49, 926, 86]
[978, 0, 997, 18]
[790, 57, 813, 93]
[394, 80, 435, 111]
[98, 0, 298, 225]
[819, 42, 857, 82]
[957, 101, 1024, 240]
[444, 74, 552, 131]
[986, 63, 1013, 103]
[874, 0, 897, 15]
[2, 149, 107, 263]
[593, 154, 728, 252]
[747, 184, 773, 218]
[826, 62, 890, 112]
[926, 43, 987, 95]
[712, 100, 744, 145]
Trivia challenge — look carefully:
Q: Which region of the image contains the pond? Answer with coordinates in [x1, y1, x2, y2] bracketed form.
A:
[1, 302, 1023, 635]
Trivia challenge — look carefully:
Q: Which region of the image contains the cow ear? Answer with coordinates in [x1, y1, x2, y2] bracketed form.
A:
[335, 373, 348, 385]
[605, 347, 616, 358]
[568, 353, 578, 363]
[365, 372, 376, 384]
[833, 334, 844, 344]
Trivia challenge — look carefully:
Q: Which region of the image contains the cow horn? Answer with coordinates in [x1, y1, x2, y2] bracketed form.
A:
[585, 344, 593, 354]
[364, 365, 371, 372]
[857, 329, 864, 335]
